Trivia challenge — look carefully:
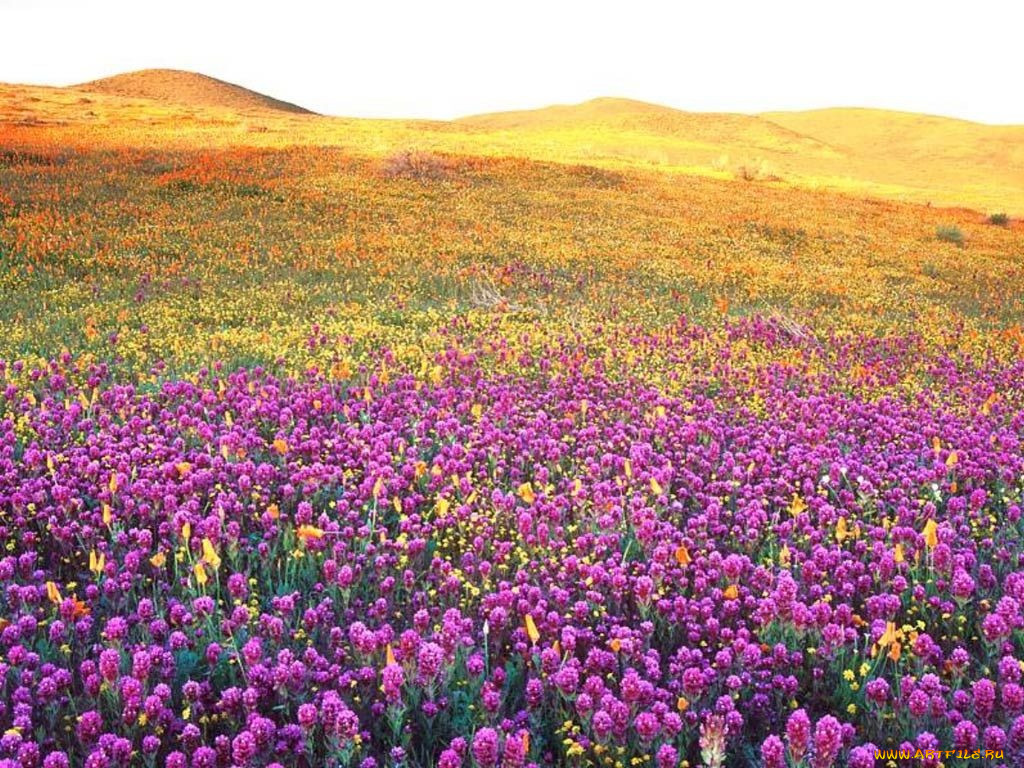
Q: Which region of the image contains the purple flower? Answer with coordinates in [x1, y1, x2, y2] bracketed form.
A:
[786, 709, 812, 765]
[655, 744, 678, 768]
[592, 710, 613, 742]
[848, 745, 876, 768]
[973, 678, 996, 721]
[760, 735, 786, 768]
[297, 702, 318, 729]
[417, 642, 445, 682]
[231, 731, 257, 765]
[471, 728, 500, 768]
[811, 716, 843, 768]
[954, 719, 979, 750]
[382, 663, 405, 704]
[865, 678, 890, 705]
[500, 731, 527, 768]
[98, 649, 120, 682]
[908, 689, 930, 718]
[983, 725, 1006, 752]
[633, 711, 660, 743]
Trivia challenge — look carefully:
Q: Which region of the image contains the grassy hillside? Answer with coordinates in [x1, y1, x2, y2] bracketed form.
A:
[1, 74, 1022, 214]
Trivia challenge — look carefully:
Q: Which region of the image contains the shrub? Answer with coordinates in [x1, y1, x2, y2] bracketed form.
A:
[380, 150, 452, 181]
[734, 160, 781, 183]
[936, 225, 964, 247]
[989, 212, 1009, 226]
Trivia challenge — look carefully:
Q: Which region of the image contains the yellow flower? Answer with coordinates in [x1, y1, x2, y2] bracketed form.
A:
[46, 581, 62, 604]
[835, 516, 848, 543]
[650, 477, 664, 496]
[922, 519, 938, 550]
[981, 393, 998, 415]
[888, 641, 902, 662]
[194, 562, 208, 587]
[524, 613, 540, 644]
[723, 584, 739, 600]
[879, 621, 898, 647]
[89, 550, 105, 575]
[201, 538, 221, 570]
[297, 525, 324, 541]
[789, 493, 807, 517]
[272, 438, 288, 455]
[675, 544, 692, 567]
[779, 544, 791, 568]
[150, 551, 167, 568]
[517, 482, 536, 504]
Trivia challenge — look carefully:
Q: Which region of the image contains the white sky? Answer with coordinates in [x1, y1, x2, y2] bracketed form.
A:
[1, 0, 1022, 124]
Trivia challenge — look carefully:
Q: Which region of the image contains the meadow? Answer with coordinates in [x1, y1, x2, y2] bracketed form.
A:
[1, 75, 1024, 767]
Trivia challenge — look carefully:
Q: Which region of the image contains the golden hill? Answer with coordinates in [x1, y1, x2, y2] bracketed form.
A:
[77, 69, 313, 114]
[762, 108, 1024, 214]
[1, 70, 1022, 215]
[459, 98, 1024, 214]
[459, 97, 838, 159]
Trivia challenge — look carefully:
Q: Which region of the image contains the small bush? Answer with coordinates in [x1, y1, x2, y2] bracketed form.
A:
[989, 212, 1009, 227]
[380, 150, 452, 181]
[734, 160, 781, 183]
[936, 225, 964, 247]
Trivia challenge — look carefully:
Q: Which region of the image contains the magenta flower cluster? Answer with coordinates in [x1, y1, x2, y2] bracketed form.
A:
[1, 322, 1023, 766]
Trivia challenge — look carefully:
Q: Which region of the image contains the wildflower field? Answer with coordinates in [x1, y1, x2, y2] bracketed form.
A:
[2, 87, 1024, 768]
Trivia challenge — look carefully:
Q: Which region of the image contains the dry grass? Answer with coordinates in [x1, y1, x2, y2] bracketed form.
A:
[467, 275, 547, 317]
[764, 305, 822, 348]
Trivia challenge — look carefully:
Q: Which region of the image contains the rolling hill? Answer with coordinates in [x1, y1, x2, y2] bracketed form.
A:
[459, 98, 1024, 214]
[762, 107, 1024, 213]
[76, 69, 313, 114]
[459, 97, 840, 159]
[1, 69, 1021, 214]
